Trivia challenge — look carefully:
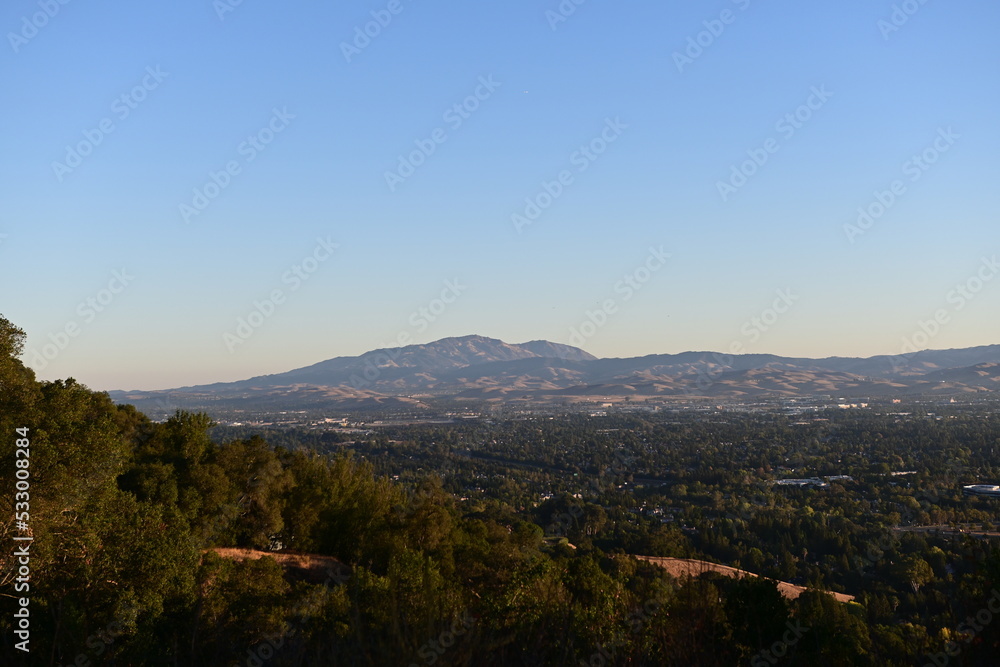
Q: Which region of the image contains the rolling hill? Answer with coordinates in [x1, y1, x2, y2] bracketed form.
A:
[108, 336, 1000, 415]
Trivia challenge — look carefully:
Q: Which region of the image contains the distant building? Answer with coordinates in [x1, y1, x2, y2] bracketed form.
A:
[963, 484, 1000, 497]
[775, 477, 829, 488]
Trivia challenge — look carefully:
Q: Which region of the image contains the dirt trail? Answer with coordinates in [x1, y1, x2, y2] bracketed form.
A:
[634, 556, 854, 603]
[209, 548, 350, 584]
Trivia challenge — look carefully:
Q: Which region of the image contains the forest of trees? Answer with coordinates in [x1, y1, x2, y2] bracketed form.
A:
[3, 314, 1000, 665]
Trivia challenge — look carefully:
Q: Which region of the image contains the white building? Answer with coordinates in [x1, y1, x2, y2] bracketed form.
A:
[963, 484, 1000, 497]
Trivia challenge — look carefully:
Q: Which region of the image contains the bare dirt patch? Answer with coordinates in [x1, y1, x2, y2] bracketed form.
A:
[634, 556, 854, 603]
[209, 548, 350, 584]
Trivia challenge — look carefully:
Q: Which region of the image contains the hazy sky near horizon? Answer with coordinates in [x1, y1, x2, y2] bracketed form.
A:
[1, 0, 998, 391]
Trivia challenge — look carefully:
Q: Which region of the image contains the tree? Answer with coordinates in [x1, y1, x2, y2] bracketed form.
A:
[0, 314, 25, 359]
[214, 436, 294, 549]
[722, 575, 790, 657]
[794, 590, 873, 665]
[892, 554, 934, 594]
[0, 315, 40, 437]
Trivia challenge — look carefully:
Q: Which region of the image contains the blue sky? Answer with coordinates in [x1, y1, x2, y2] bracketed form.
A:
[1, 0, 998, 390]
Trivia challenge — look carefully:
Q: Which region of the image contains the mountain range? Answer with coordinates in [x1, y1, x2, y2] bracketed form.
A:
[109, 336, 1000, 415]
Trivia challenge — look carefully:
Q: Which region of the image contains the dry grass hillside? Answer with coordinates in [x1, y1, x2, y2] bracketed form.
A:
[209, 548, 350, 584]
[634, 556, 855, 603]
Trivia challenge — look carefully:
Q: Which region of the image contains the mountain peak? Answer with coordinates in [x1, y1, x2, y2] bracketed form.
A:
[360, 335, 594, 367]
[109, 339, 1000, 416]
